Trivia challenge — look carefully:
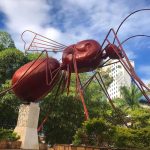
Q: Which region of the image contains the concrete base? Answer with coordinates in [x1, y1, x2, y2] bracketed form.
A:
[14, 103, 40, 150]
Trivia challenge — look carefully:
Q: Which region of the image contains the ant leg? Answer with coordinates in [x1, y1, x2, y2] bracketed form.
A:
[97, 29, 115, 57]
[66, 65, 71, 95]
[98, 27, 127, 56]
[82, 72, 98, 90]
[115, 57, 150, 103]
[0, 50, 49, 96]
[44, 50, 62, 87]
[83, 59, 119, 90]
[0, 49, 61, 103]
[94, 72, 128, 126]
[100, 60, 120, 68]
[105, 32, 150, 102]
[61, 71, 68, 93]
[97, 28, 125, 57]
[108, 29, 150, 90]
[37, 72, 65, 132]
[73, 55, 89, 120]
[79, 69, 128, 126]
[98, 58, 111, 67]
[95, 72, 116, 110]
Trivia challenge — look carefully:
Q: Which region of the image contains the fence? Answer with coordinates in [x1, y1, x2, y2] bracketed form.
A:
[53, 144, 137, 150]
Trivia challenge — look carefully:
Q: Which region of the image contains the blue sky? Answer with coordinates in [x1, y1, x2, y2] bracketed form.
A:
[0, 0, 150, 84]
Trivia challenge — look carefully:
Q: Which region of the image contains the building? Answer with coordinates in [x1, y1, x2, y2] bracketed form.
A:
[105, 60, 134, 99]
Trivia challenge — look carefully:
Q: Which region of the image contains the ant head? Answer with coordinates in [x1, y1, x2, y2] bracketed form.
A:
[104, 44, 124, 59]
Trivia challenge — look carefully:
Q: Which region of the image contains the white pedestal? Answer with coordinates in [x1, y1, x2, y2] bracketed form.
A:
[14, 103, 40, 150]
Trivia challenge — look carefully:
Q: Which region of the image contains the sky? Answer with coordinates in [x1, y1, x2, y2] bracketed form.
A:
[0, 0, 150, 84]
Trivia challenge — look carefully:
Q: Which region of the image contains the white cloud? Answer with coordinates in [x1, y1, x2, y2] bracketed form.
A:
[138, 65, 150, 76]
[61, 0, 150, 41]
[1, 0, 150, 83]
[124, 49, 137, 60]
[1, 0, 150, 53]
[137, 65, 150, 85]
[141, 78, 150, 85]
[0, 0, 50, 33]
[0, 0, 66, 51]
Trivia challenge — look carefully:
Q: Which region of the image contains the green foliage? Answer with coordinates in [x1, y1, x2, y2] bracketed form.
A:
[38, 69, 114, 145]
[7, 132, 20, 141]
[98, 68, 113, 88]
[0, 48, 27, 84]
[0, 31, 15, 51]
[2, 31, 150, 149]
[0, 44, 5, 51]
[126, 108, 150, 128]
[39, 94, 84, 145]
[0, 34, 26, 128]
[26, 52, 46, 61]
[114, 126, 150, 149]
[84, 69, 113, 103]
[0, 128, 20, 141]
[73, 118, 115, 146]
[113, 127, 135, 148]
[0, 48, 44, 128]
[86, 99, 127, 127]
[0, 50, 46, 128]
[73, 118, 150, 149]
[120, 84, 142, 109]
[68, 68, 113, 100]
[87, 98, 111, 118]
[0, 80, 20, 128]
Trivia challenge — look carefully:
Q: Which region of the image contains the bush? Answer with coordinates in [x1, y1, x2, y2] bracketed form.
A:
[73, 118, 115, 146]
[113, 127, 135, 148]
[73, 118, 150, 149]
[0, 128, 20, 141]
[40, 95, 84, 145]
[112, 126, 150, 149]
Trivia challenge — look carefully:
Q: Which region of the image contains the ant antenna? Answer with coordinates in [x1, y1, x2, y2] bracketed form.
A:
[113, 8, 150, 44]
[121, 34, 150, 45]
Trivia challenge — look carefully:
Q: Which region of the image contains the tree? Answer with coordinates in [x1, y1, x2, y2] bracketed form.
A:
[71, 69, 113, 106]
[39, 94, 84, 145]
[126, 108, 150, 129]
[0, 31, 15, 51]
[26, 52, 46, 61]
[0, 31, 119, 145]
[73, 118, 115, 146]
[113, 126, 150, 149]
[0, 80, 21, 128]
[120, 84, 142, 110]
[38, 70, 113, 145]
[0, 48, 28, 85]
[0, 50, 43, 128]
[73, 118, 150, 149]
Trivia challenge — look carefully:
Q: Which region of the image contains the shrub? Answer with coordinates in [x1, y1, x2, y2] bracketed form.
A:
[73, 118, 150, 149]
[73, 118, 115, 146]
[0, 128, 20, 141]
[113, 126, 150, 149]
[113, 127, 135, 148]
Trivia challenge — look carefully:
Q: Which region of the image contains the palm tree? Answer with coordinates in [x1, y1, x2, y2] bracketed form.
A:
[120, 84, 142, 110]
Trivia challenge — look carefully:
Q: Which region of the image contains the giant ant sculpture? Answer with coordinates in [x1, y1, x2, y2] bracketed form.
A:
[1, 9, 150, 131]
